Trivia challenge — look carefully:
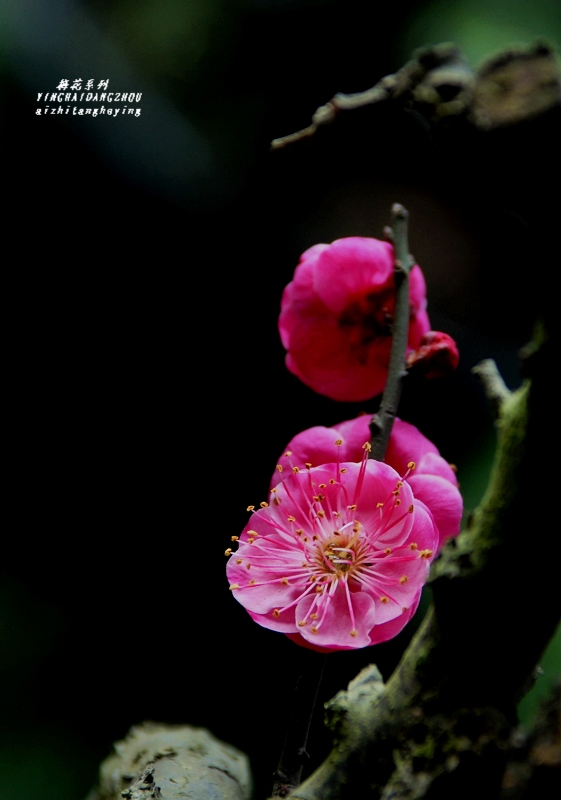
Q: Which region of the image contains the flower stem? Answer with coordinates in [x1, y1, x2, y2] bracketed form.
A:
[369, 204, 414, 461]
[271, 654, 327, 797]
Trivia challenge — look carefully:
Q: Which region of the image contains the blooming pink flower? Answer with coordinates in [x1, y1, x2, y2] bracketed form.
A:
[279, 237, 431, 402]
[272, 415, 462, 551]
[227, 454, 439, 652]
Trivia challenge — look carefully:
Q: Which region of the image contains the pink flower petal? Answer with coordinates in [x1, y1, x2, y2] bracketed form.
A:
[368, 591, 422, 645]
[416, 452, 458, 485]
[407, 475, 463, 546]
[313, 238, 394, 313]
[296, 584, 377, 649]
[384, 418, 439, 475]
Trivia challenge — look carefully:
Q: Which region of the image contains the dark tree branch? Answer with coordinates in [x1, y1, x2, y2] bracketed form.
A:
[369, 204, 414, 462]
[272, 325, 561, 799]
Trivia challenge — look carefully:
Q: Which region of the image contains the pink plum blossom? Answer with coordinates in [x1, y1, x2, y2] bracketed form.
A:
[272, 415, 462, 551]
[279, 237, 431, 402]
[227, 453, 439, 652]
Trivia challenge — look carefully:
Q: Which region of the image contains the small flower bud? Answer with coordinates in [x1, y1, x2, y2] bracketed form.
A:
[406, 331, 459, 378]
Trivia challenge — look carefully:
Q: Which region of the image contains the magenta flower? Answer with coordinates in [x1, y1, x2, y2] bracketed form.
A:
[272, 415, 462, 551]
[279, 237, 431, 402]
[227, 454, 439, 652]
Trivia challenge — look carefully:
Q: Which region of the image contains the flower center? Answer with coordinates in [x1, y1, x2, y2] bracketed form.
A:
[323, 541, 353, 573]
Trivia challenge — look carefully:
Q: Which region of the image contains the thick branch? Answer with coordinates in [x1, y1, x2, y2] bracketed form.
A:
[472, 359, 512, 420]
[278, 330, 560, 799]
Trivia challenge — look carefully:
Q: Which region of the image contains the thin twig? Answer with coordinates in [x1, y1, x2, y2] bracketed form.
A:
[271, 656, 327, 798]
[369, 204, 414, 462]
[270, 44, 473, 151]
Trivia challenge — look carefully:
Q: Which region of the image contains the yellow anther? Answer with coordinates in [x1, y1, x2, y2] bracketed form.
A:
[310, 613, 318, 620]
[377, 502, 384, 508]
[362, 442, 372, 452]
[350, 630, 358, 637]
[399, 575, 408, 584]
[340, 468, 347, 473]
[246, 505, 255, 512]
[247, 530, 258, 536]
[329, 479, 336, 484]
[395, 499, 401, 506]
[333, 530, 340, 536]
[408, 504, 414, 513]
[319, 483, 327, 489]
[298, 620, 307, 627]
[281, 577, 289, 585]
[273, 609, 280, 617]
[260, 501, 269, 508]
[313, 535, 319, 541]
[303, 537, 308, 542]
[385, 548, 392, 555]
[380, 596, 389, 604]
[315, 585, 323, 592]
[270, 487, 277, 493]
[397, 481, 403, 488]
[224, 548, 233, 556]
[248, 537, 255, 544]
[305, 462, 313, 468]
[317, 510, 326, 518]
[249, 580, 256, 586]
[229, 584, 240, 590]
[296, 529, 304, 535]
[334, 439, 343, 446]
[287, 515, 296, 522]
[420, 549, 433, 559]
[236, 559, 243, 565]
[292, 466, 300, 473]
[276, 464, 283, 472]
[348, 504, 357, 511]
[392, 489, 400, 495]
[284, 451, 292, 457]
[407, 461, 416, 470]
[231, 536, 239, 542]
[311, 626, 319, 634]
[410, 542, 418, 550]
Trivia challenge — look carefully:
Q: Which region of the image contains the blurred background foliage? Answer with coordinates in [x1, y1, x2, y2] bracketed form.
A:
[1, 1, 560, 798]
